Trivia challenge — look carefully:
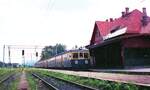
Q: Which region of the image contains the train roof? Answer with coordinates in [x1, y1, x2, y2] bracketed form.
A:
[54, 49, 89, 56]
[38, 49, 89, 62]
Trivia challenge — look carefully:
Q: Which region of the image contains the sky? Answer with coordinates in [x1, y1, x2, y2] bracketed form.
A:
[0, 0, 149, 64]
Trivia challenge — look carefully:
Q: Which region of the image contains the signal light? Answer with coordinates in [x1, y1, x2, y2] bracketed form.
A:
[36, 52, 38, 57]
[22, 50, 24, 56]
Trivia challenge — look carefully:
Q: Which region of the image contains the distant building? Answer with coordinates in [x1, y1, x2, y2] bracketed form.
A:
[12, 63, 19, 68]
[87, 7, 150, 68]
[5, 63, 19, 68]
[0, 61, 3, 67]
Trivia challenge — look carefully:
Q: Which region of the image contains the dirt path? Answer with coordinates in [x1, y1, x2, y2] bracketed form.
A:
[18, 71, 29, 90]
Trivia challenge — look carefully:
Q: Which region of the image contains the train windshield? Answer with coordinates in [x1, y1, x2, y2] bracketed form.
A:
[79, 53, 83, 58]
[84, 53, 89, 58]
[73, 53, 78, 59]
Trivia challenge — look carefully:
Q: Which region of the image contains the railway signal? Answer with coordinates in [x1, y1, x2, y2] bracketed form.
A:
[22, 50, 25, 67]
[0, 45, 44, 67]
[36, 52, 38, 57]
[22, 50, 24, 56]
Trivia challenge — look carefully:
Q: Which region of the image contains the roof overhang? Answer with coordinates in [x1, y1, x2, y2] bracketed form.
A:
[86, 33, 150, 49]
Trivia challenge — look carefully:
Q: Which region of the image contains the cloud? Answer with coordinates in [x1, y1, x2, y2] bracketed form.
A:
[50, 0, 89, 12]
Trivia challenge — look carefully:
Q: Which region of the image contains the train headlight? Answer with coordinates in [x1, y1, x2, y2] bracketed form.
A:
[85, 60, 88, 64]
[75, 60, 78, 64]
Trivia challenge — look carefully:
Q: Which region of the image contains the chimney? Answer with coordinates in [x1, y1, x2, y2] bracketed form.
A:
[106, 19, 108, 22]
[125, 7, 129, 14]
[142, 7, 149, 26]
[142, 7, 147, 16]
[110, 18, 113, 22]
[121, 11, 125, 17]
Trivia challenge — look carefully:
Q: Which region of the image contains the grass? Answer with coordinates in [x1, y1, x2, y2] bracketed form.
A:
[2, 68, 37, 90]
[26, 73, 37, 90]
[10, 75, 20, 90]
[0, 68, 12, 79]
[0, 68, 21, 90]
[7, 68, 37, 90]
[0, 68, 19, 82]
[27, 68, 149, 90]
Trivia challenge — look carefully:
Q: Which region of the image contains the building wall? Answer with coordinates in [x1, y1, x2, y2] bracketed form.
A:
[90, 41, 123, 68]
[89, 35, 150, 68]
[122, 36, 150, 68]
[123, 36, 150, 48]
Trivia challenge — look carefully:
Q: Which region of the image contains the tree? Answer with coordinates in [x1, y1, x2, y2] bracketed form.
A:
[40, 44, 66, 60]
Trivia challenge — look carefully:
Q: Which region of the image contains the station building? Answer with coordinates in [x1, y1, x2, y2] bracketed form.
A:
[87, 8, 150, 68]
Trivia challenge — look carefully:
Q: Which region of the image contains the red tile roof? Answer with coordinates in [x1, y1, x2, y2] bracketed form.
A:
[90, 9, 150, 45]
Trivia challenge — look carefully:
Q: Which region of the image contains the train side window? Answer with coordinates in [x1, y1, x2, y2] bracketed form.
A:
[69, 55, 72, 60]
[73, 53, 78, 58]
[84, 53, 88, 58]
[79, 53, 83, 58]
[69, 55, 72, 58]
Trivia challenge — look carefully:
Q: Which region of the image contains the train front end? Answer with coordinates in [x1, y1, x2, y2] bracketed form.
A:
[70, 50, 91, 69]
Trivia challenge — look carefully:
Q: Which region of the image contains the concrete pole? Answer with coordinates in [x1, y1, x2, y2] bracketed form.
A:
[8, 46, 11, 68]
[3, 45, 5, 67]
[34, 46, 38, 66]
[23, 55, 25, 68]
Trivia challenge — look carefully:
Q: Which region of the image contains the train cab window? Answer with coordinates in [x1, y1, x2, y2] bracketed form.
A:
[84, 53, 88, 58]
[73, 53, 78, 58]
[79, 53, 83, 58]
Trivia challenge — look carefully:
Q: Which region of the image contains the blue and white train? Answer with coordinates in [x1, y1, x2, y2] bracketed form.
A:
[35, 49, 91, 69]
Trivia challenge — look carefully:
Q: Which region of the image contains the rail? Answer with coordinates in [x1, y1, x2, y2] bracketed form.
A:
[0, 74, 14, 84]
[32, 73, 59, 90]
[31, 73, 98, 90]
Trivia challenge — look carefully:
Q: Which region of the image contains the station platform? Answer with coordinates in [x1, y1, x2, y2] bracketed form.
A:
[89, 68, 150, 75]
[45, 68, 150, 87]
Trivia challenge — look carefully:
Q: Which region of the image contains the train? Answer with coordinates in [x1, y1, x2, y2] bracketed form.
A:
[35, 49, 91, 69]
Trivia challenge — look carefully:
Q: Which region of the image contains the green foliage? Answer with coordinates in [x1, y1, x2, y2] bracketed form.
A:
[26, 73, 37, 90]
[40, 43, 66, 60]
[0, 68, 21, 90]
[10, 75, 20, 90]
[0, 68, 13, 80]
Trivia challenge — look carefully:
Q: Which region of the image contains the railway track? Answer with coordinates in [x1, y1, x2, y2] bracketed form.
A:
[0, 73, 18, 90]
[31, 73, 98, 90]
[0, 73, 15, 84]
